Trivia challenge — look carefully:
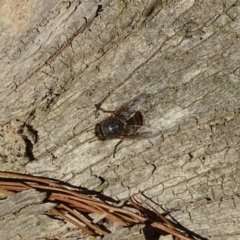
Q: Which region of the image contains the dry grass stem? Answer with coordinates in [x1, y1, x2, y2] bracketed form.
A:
[0, 171, 193, 239]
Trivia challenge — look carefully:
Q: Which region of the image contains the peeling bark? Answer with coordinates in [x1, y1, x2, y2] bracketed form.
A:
[0, 0, 240, 239]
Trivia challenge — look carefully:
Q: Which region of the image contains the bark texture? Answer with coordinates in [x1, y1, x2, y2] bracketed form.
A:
[0, 0, 240, 239]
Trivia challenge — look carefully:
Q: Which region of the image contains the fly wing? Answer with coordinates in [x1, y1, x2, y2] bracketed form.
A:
[114, 93, 149, 121]
[123, 125, 161, 138]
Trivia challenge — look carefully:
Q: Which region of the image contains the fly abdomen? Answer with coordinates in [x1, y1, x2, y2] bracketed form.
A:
[125, 111, 143, 126]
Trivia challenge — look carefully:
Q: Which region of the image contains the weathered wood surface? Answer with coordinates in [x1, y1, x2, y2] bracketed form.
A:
[0, 189, 63, 240]
[0, 0, 240, 239]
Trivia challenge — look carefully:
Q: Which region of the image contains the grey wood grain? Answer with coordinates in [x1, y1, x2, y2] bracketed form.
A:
[0, 0, 240, 239]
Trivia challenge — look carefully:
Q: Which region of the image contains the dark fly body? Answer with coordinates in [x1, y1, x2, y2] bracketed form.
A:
[94, 93, 160, 157]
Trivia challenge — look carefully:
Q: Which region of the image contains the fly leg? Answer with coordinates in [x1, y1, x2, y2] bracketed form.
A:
[95, 93, 115, 115]
[113, 138, 124, 158]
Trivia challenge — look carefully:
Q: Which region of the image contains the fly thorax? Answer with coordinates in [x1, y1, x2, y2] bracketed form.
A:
[101, 120, 123, 137]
